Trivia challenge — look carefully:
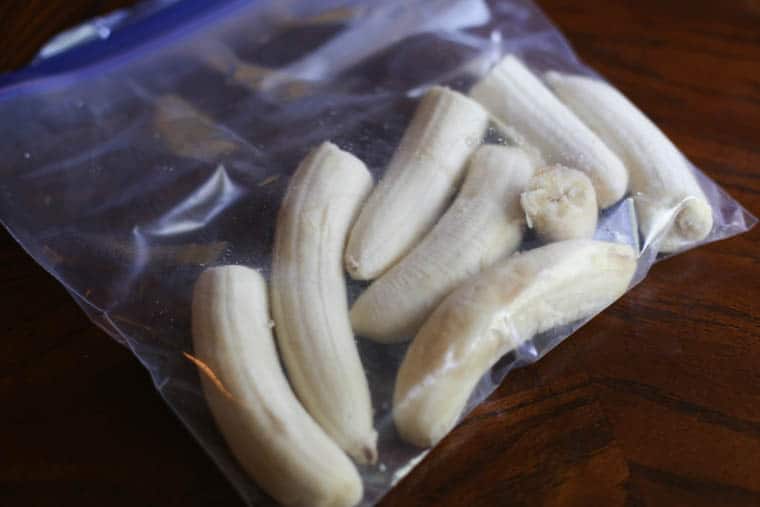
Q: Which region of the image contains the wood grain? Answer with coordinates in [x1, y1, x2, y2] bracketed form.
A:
[1, 1, 758, 506]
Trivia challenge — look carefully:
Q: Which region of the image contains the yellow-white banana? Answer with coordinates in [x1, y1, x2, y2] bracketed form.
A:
[345, 86, 489, 280]
[351, 145, 536, 342]
[191, 266, 362, 507]
[154, 95, 237, 160]
[271, 142, 378, 464]
[520, 165, 598, 241]
[469, 55, 628, 208]
[393, 240, 637, 448]
[544, 71, 713, 252]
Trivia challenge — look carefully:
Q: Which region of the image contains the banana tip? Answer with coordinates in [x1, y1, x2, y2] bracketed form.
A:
[676, 198, 713, 241]
[660, 197, 713, 252]
[353, 432, 379, 465]
[363, 445, 378, 465]
[345, 254, 360, 275]
[345, 253, 376, 281]
[543, 70, 564, 85]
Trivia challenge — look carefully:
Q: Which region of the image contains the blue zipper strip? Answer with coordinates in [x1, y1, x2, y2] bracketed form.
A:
[0, 0, 250, 93]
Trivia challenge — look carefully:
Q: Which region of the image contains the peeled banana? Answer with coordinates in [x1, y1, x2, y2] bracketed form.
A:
[351, 145, 536, 342]
[469, 55, 628, 208]
[191, 266, 362, 507]
[199, 42, 271, 84]
[520, 165, 598, 242]
[393, 240, 637, 447]
[270, 142, 378, 464]
[345, 86, 489, 280]
[154, 94, 237, 160]
[544, 71, 713, 252]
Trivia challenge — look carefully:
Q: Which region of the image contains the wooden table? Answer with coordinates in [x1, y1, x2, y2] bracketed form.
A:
[1, 1, 758, 505]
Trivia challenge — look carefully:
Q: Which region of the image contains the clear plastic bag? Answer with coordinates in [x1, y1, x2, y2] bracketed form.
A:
[0, 0, 755, 505]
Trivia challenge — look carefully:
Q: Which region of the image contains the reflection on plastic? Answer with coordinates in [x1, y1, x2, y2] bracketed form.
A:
[260, 0, 491, 90]
[140, 164, 244, 236]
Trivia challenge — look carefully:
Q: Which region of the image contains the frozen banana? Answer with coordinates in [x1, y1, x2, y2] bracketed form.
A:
[469, 55, 628, 208]
[271, 142, 378, 464]
[520, 165, 598, 241]
[393, 240, 637, 447]
[192, 266, 362, 507]
[345, 86, 489, 280]
[544, 71, 713, 252]
[155, 94, 237, 160]
[351, 145, 536, 342]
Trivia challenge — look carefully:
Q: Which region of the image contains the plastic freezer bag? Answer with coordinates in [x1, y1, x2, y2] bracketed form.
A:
[0, 0, 755, 505]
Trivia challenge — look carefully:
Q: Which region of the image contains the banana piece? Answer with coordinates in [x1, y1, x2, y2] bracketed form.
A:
[154, 95, 238, 160]
[544, 71, 714, 253]
[195, 41, 310, 98]
[197, 41, 274, 89]
[351, 145, 536, 343]
[345, 86, 489, 280]
[469, 55, 628, 208]
[520, 165, 598, 241]
[271, 142, 378, 464]
[191, 266, 362, 507]
[393, 240, 637, 447]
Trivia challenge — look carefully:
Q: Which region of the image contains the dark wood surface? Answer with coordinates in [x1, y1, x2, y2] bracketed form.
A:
[1, 1, 758, 506]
